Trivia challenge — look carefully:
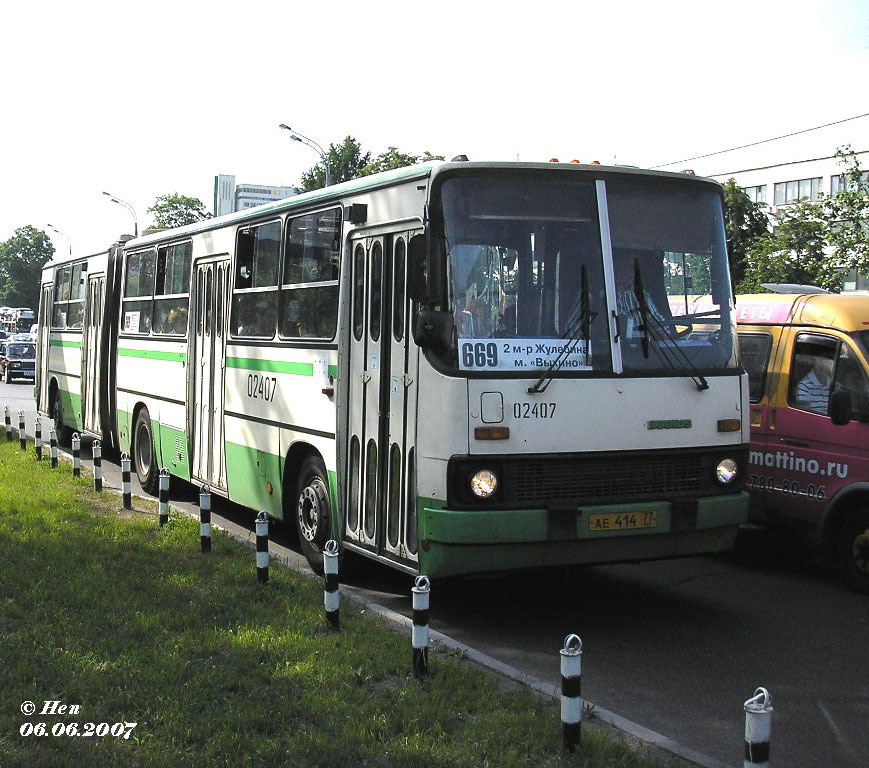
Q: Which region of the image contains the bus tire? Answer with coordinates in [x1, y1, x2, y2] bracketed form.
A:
[52, 395, 71, 446]
[839, 509, 869, 594]
[133, 407, 160, 496]
[295, 456, 331, 575]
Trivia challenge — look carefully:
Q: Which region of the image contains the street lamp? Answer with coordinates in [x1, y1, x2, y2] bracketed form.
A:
[279, 124, 332, 186]
[46, 223, 72, 257]
[102, 191, 139, 237]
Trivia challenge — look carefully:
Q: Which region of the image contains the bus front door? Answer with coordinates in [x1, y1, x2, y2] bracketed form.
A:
[81, 274, 105, 436]
[347, 232, 419, 569]
[191, 258, 230, 491]
[36, 284, 52, 414]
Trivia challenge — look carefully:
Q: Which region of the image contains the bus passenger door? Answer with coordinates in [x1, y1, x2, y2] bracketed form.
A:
[191, 258, 230, 490]
[346, 232, 419, 569]
[82, 274, 105, 436]
[36, 284, 52, 414]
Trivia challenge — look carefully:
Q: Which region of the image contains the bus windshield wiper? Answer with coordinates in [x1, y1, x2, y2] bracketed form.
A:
[528, 266, 596, 394]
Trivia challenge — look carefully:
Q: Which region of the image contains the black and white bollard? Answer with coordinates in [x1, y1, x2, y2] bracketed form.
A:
[49, 427, 58, 469]
[18, 411, 25, 451]
[158, 468, 170, 527]
[92, 439, 102, 492]
[199, 485, 211, 553]
[71, 433, 81, 477]
[121, 453, 132, 509]
[34, 417, 42, 461]
[744, 687, 772, 768]
[5, 406, 11, 441]
[323, 539, 340, 630]
[256, 511, 269, 583]
[412, 575, 431, 679]
[560, 634, 583, 753]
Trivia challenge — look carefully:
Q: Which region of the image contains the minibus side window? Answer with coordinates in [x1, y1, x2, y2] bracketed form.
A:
[737, 332, 772, 403]
[833, 343, 869, 421]
[788, 334, 837, 416]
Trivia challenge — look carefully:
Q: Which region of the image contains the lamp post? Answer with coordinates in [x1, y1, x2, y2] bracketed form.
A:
[101, 191, 139, 237]
[279, 124, 332, 186]
[46, 224, 72, 257]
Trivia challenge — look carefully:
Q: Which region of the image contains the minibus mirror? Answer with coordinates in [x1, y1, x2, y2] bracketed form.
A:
[413, 309, 452, 354]
[829, 389, 852, 426]
[407, 234, 428, 303]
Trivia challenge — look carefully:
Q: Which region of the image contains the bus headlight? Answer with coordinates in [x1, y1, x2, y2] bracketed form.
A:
[715, 458, 738, 484]
[470, 469, 498, 498]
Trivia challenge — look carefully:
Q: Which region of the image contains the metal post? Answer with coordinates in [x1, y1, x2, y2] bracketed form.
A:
[92, 439, 102, 492]
[199, 485, 211, 553]
[4, 406, 10, 441]
[744, 687, 772, 768]
[121, 453, 132, 509]
[34, 417, 42, 461]
[412, 575, 431, 679]
[560, 634, 583, 753]
[18, 411, 25, 451]
[323, 539, 340, 630]
[49, 427, 58, 469]
[158, 468, 170, 526]
[71, 433, 81, 477]
[256, 511, 269, 583]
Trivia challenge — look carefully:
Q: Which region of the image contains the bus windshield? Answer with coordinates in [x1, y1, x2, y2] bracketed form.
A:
[438, 173, 736, 375]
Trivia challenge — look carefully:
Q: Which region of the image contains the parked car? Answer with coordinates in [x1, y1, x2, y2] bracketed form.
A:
[1, 341, 36, 383]
[736, 292, 869, 592]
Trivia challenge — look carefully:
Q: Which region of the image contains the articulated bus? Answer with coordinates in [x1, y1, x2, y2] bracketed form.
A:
[37, 161, 749, 577]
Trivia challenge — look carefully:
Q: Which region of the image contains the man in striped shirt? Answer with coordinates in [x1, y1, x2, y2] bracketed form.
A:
[795, 356, 834, 415]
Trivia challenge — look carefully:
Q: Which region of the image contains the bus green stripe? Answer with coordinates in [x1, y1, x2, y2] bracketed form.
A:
[118, 348, 186, 362]
[49, 339, 82, 348]
[226, 357, 313, 376]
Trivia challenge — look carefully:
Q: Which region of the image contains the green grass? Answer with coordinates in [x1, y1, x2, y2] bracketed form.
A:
[0, 441, 672, 768]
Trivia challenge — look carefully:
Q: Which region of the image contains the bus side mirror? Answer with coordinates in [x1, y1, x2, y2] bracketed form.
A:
[829, 389, 851, 426]
[407, 234, 428, 303]
[413, 309, 452, 354]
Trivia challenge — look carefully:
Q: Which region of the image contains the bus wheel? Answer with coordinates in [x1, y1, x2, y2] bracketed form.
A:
[839, 509, 869, 594]
[296, 456, 331, 575]
[133, 407, 160, 496]
[52, 396, 71, 446]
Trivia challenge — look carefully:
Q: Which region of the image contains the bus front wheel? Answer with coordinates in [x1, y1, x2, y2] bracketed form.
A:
[52, 396, 71, 446]
[134, 407, 160, 496]
[840, 509, 869, 594]
[295, 456, 331, 575]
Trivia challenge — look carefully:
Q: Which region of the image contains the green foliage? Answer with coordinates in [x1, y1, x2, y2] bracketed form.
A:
[297, 136, 371, 193]
[721, 179, 769, 286]
[297, 137, 444, 193]
[147, 193, 211, 230]
[0, 226, 55, 310]
[824, 145, 869, 278]
[360, 147, 445, 177]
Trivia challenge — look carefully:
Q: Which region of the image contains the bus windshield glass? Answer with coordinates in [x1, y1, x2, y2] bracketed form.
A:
[438, 173, 736, 375]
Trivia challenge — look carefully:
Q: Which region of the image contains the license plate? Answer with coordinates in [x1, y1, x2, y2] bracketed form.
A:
[588, 511, 658, 532]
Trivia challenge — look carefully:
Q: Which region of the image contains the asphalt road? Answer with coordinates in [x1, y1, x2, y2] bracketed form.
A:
[3, 379, 867, 768]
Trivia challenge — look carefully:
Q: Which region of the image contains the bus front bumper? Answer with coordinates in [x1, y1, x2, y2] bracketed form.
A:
[416, 493, 749, 579]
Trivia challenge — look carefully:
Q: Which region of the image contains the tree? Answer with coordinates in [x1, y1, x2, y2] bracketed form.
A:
[823, 146, 869, 279]
[147, 193, 211, 230]
[721, 179, 769, 287]
[297, 136, 371, 193]
[738, 197, 839, 292]
[359, 147, 444, 177]
[0, 226, 55, 310]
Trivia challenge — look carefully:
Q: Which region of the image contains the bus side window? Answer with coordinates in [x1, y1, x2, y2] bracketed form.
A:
[153, 242, 191, 336]
[737, 332, 772, 403]
[231, 221, 280, 338]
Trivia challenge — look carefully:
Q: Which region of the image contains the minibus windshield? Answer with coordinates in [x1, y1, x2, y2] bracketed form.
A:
[438, 173, 737, 376]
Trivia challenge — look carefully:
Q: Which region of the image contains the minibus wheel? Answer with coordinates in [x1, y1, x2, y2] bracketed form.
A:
[295, 456, 331, 575]
[840, 509, 869, 593]
[133, 407, 159, 496]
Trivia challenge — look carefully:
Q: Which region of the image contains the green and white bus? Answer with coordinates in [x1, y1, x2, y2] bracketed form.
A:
[37, 160, 750, 577]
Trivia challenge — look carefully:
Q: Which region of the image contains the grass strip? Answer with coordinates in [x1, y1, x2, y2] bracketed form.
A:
[0, 441, 672, 768]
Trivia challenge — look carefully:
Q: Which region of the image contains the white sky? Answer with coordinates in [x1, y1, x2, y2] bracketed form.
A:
[1, 0, 867, 257]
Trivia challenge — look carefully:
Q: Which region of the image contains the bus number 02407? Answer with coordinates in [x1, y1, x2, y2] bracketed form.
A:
[247, 374, 277, 402]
